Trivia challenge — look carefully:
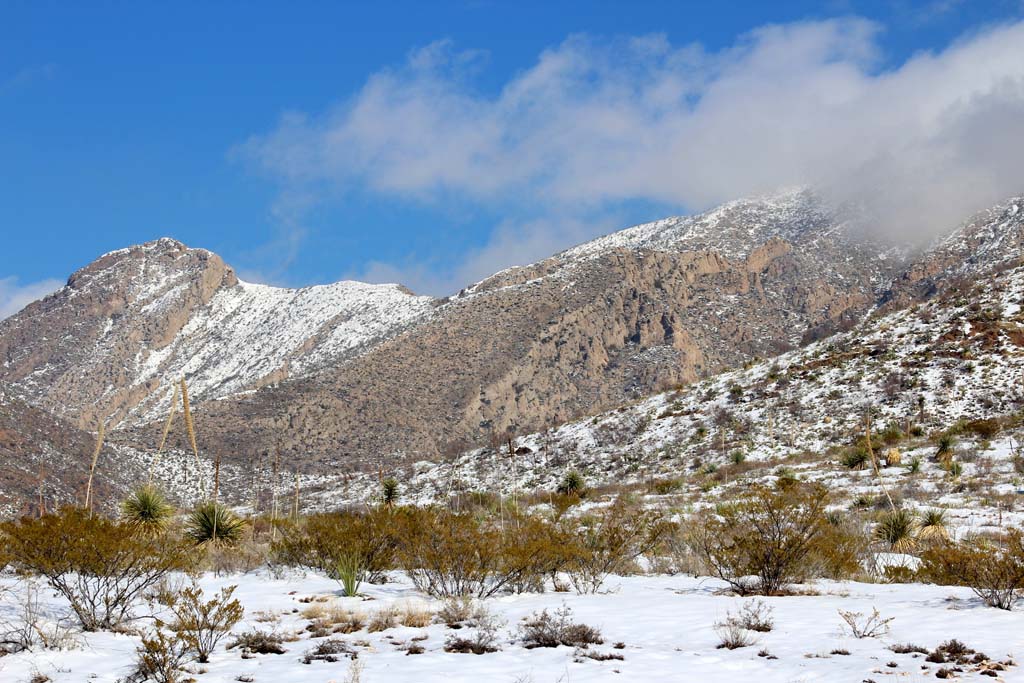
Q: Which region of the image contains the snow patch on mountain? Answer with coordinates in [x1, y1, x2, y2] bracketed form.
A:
[130, 278, 435, 422]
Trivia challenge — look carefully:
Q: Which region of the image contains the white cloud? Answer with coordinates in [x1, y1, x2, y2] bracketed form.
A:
[0, 276, 63, 320]
[242, 18, 1024, 293]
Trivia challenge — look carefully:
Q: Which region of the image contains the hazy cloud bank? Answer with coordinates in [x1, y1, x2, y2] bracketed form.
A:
[242, 18, 1024, 294]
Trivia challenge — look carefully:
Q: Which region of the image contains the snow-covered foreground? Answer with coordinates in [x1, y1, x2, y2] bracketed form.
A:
[2, 570, 1020, 682]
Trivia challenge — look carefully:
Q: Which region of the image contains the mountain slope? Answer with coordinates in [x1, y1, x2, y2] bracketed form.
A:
[0, 238, 436, 428]
[2, 188, 1023, 511]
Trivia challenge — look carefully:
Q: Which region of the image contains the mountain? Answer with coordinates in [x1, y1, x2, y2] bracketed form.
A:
[0, 238, 435, 429]
[1, 188, 1022, 512]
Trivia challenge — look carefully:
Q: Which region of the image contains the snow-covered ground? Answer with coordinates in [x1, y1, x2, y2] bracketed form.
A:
[1, 569, 1020, 682]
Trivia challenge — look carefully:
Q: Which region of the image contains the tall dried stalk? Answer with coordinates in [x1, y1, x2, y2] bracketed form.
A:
[148, 384, 180, 484]
[865, 415, 896, 511]
[292, 470, 300, 520]
[270, 447, 281, 542]
[84, 419, 105, 512]
[180, 377, 204, 496]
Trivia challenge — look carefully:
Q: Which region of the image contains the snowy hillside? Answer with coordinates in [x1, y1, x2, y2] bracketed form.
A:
[313, 262, 1024, 532]
[130, 277, 435, 422]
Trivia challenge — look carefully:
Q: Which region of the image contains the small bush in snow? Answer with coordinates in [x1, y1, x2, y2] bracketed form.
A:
[921, 529, 1024, 610]
[520, 604, 603, 649]
[838, 607, 893, 638]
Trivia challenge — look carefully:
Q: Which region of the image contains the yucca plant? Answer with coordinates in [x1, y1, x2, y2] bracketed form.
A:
[334, 553, 365, 597]
[186, 501, 245, 546]
[121, 485, 175, 533]
[381, 477, 399, 507]
[875, 509, 918, 553]
[917, 509, 949, 543]
[557, 470, 585, 496]
[946, 460, 964, 478]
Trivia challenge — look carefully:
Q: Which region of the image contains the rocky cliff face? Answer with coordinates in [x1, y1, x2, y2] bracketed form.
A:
[2, 188, 1022, 510]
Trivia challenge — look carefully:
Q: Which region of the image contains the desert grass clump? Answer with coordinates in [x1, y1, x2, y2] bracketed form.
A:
[1, 508, 193, 631]
[121, 485, 175, 533]
[186, 501, 246, 546]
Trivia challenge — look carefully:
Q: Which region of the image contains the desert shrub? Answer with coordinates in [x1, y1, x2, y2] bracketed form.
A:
[395, 509, 572, 598]
[162, 583, 244, 663]
[562, 501, 673, 594]
[921, 529, 1024, 610]
[714, 619, 757, 649]
[272, 509, 397, 583]
[185, 502, 246, 546]
[838, 607, 893, 638]
[301, 638, 357, 664]
[133, 628, 191, 683]
[732, 599, 774, 632]
[227, 630, 287, 655]
[443, 603, 504, 654]
[121, 485, 175, 534]
[437, 596, 486, 628]
[520, 604, 603, 648]
[689, 483, 830, 595]
[812, 512, 870, 580]
[1, 508, 193, 631]
[964, 418, 1000, 439]
[0, 582, 79, 654]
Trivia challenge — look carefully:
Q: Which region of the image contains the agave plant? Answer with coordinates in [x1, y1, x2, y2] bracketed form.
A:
[875, 509, 919, 553]
[917, 509, 949, 543]
[120, 485, 175, 533]
[186, 501, 246, 546]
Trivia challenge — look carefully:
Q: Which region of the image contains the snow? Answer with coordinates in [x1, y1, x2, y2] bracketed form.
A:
[130, 279, 434, 421]
[1, 570, 1020, 682]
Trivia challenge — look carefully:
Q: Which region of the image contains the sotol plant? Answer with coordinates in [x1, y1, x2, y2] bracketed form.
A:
[121, 485, 175, 533]
[186, 502, 245, 546]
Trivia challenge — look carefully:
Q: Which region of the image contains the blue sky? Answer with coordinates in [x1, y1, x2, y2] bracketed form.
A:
[2, 0, 1023, 315]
